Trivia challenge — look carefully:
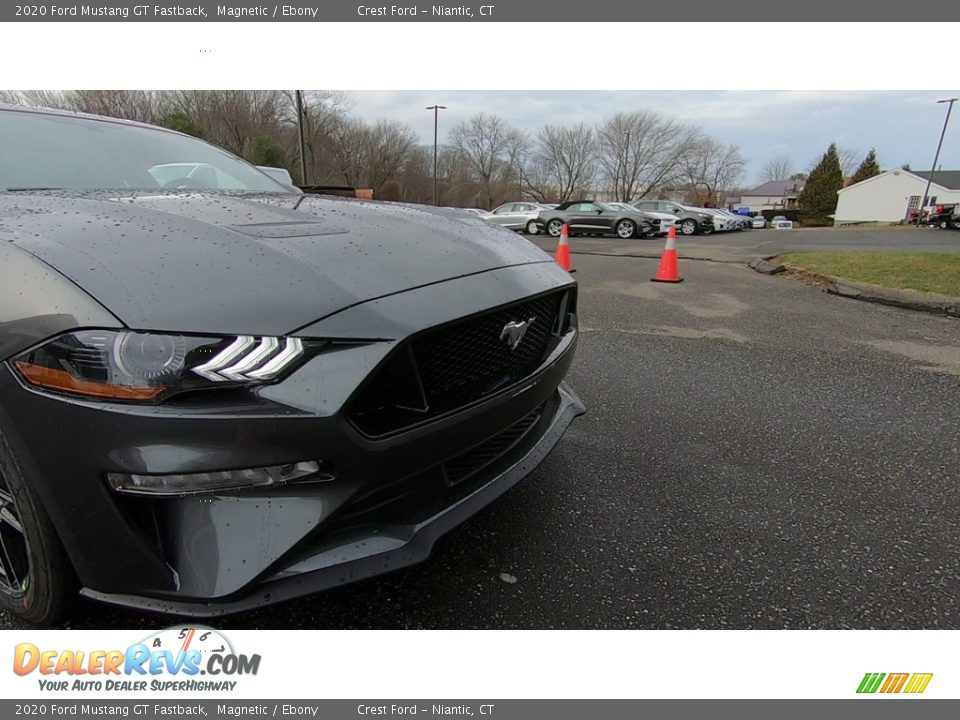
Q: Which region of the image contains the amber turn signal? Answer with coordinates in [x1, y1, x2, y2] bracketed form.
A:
[14, 361, 166, 401]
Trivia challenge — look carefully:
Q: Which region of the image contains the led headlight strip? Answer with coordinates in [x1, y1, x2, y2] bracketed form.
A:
[191, 336, 304, 382]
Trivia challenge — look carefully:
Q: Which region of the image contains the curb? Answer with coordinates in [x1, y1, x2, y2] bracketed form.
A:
[825, 279, 960, 319]
[750, 256, 960, 319]
[747, 257, 786, 275]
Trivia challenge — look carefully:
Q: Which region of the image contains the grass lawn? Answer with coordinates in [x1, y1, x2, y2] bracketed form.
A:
[780, 252, 960, 298]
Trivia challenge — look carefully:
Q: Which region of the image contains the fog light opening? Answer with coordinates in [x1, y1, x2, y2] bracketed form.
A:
[106, 460, 334, 497]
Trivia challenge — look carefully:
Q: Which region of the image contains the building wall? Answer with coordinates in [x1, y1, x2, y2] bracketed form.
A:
[835, 171, 960, 225]
[738, 194, 793, 212]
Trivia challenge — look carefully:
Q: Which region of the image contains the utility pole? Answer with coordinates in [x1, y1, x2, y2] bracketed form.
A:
[917, 97, 957, 227]
[426, 105, 446, 205]
[622, 130, 631, 202]
[295, 90, 308, 186]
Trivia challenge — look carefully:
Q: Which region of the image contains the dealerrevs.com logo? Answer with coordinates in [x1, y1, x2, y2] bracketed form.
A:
[857, 673, 933, 695]
[13, 626, 260, 692]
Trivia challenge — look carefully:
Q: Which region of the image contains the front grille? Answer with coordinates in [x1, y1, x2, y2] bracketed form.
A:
[325, 402, 550, 530]
[348, 290, 571, 437]
[443, 403, 544, 487]
[413, 292, 563, 416]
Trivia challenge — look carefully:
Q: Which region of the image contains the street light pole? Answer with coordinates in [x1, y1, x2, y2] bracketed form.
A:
[426, 105, 446, 205]
[917, 97, 958, 228]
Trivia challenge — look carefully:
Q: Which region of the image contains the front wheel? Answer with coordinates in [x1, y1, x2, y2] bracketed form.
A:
[939, 220, 948, 230]
[547, 219, 564, 237]
[616, 220, 637, 239]
[525, 220, 540, 235]
[680, 219, 698, 235]
[0, 432, 75, 626]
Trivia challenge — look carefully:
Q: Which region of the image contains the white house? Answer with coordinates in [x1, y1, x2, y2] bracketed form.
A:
[736, 180, 804, 213]
[834, 169, 960, 225]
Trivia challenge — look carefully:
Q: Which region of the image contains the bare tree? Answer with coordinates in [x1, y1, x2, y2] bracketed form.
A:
[0, 90, 75, 110]
[521, 155, 559, 204]
[597, 111, 697, 202]
[837, 147, 861, 177]
[398, 145, 434, 203]
[323, 117, 369, 187]
[161, 91, 285, 158]
[760, 156, 794, 182]
[72, 90, 158, 122]
[278, 90, 352, 181]
[364, 120, 417, 194]
[531, 123, 597, 203]
[682, 138, 746, 206]
[449, 113, 515, 208]
[501, 127, 530, 201]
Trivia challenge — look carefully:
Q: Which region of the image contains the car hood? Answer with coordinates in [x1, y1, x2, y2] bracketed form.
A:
[0, 191, 552, 336]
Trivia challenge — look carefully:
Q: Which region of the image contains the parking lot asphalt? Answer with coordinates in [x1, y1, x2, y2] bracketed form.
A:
[529, 226, 960, 263]
[4, 245, 960, 630]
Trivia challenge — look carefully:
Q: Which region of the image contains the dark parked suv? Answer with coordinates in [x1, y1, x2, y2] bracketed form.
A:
[632, 200, 715, 236]
[0, 104, 584, 624]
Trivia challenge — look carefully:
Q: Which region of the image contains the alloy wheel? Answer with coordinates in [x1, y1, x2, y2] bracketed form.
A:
[547, 220, 563, 237]
[0, 470, 30, 598]
[617, 220, 635, 238]
[681, 220, 696, 235]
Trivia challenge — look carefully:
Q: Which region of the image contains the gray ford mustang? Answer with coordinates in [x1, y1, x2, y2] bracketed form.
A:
[0, 104, 584, 625]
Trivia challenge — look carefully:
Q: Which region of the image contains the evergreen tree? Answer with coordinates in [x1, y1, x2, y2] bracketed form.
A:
[798, 143, 843, 223]
[246, 137, 288, 169]
[851, 149, 881, 185]
[158, 111, 205, 139]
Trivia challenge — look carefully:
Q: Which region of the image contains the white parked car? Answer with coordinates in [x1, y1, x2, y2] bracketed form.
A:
[752, 215, 767, 229]
[487, 201, 554, 234]
[645, 210, 681, 235]
[771, 215, 794, 230]
[716, 209, 746, 230]
[702, 208, 733, 231]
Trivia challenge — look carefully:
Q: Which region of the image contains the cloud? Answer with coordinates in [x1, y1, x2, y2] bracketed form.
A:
[343, 90, 960, 185]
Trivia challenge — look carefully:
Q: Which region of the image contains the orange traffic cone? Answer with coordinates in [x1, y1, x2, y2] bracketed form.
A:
[650, 226, 682, 283]
[555, 223, 575, 273]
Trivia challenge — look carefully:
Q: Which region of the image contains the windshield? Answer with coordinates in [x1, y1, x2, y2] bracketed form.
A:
[0, 110, 293, 194]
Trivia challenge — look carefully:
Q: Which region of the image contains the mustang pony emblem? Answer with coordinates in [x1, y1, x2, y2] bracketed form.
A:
[500, 318, 536, 350]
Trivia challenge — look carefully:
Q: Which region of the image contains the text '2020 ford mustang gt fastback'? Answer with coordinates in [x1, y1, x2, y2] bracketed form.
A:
[0, 104, 584, 625]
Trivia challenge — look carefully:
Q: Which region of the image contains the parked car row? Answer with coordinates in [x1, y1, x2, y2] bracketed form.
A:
[466, 199, 795, 239]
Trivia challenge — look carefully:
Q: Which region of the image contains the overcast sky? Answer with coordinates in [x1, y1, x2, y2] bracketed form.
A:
[346, 90, 960, 188]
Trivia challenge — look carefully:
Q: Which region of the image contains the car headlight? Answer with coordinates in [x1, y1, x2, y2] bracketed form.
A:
[12, 330, 322, 403]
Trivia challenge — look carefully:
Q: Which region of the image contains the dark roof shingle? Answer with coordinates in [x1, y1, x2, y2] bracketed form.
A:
[742, 180, 804, 197]
[911, 170, 960, 190]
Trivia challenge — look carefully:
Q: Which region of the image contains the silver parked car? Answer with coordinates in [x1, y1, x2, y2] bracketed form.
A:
[488, 201, 553, 234]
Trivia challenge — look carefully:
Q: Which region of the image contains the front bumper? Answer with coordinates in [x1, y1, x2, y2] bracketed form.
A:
[0, 263, 583, 616]
[81, 383, 583, 616]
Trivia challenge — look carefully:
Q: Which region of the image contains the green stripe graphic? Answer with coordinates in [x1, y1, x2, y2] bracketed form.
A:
[857, 673, 886, 693]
